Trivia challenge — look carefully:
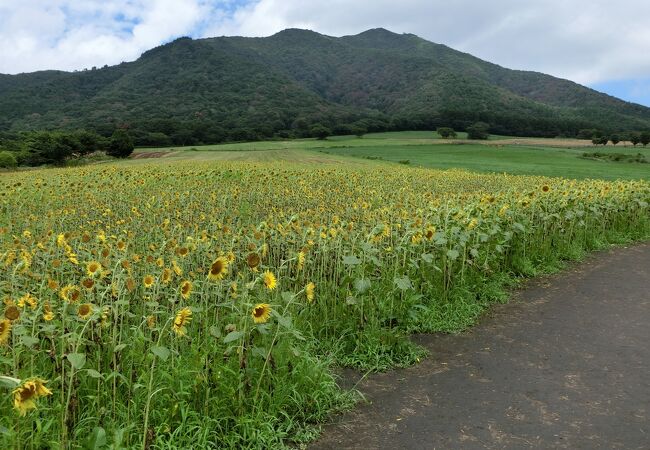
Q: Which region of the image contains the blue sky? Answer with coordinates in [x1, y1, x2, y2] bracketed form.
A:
[1, 0, 649, 106]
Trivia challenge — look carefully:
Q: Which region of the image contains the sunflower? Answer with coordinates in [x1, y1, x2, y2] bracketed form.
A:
[43, 303, 54, 321]
[262, 270, 277, 290]
[251, 303, 272, 324]
[81, 278, 95, 290]
[172, 260, 183, 276]
[47, 279, 59, 290]
[305, 282, 315, 303]
[246, 252, 260, 270]
[229, 281, 238, 299]
[86, 260, 102, 277]
[100, 306, 110, 327]
[542, 185, 550, 193]
[143, 275, 155, 289]
[0, 319, 11, 345]
[172, 307, 192, 336]
[146, 315, 156, 329]
[126, 278, 136, 292]
[207, 257, 228, 281]
[4, 305, 20, 321]
[161, 268, 172, 284]
[12, 378, 52, 416]
[60, 285, 81, 303]
[77, 303, 93, 320]
[18, 293, 38, 310]
[296, 251, 305, 271]
[179, 280, 192, 300]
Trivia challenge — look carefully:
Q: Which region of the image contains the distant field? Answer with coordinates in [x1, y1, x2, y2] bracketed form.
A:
[134, 132, 650, 180]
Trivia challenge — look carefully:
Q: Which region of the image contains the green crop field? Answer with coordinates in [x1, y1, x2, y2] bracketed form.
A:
[134, 131, 650, 180]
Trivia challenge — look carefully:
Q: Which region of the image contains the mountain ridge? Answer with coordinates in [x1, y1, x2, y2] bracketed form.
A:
[1, 28, 649, 143]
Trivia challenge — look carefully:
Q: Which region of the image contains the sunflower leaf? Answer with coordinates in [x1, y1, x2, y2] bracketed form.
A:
[446, 249, 460, 260]
[85, 369, 103, 379]
[276, 314, 292, 329]
[342, 255, 361, 265]
[353, 278, 371, 294]
[150, 346, 170, 361]
[223, 330, 244, 344]
[67, 353, 86, 370]
[85, 426, 107, 450]
[20, 335, 39, 347]
[394, 276, 413, 291]
[113, 344, 127, 353]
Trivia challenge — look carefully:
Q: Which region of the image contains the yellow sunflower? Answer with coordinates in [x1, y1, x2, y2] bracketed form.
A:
[60, 285, 81, 303]
[172, 307, 192, 336]
[77, 303, 93, 320]
[262, 270, 277, 290]
[4, 305, 20, 321]
[0, 319, 11, 345]
[305, 282, 315, 303]
[12, 378, 52, 416]
[143, 275, 155, 289]
[246, 252, 260, 271]
[161, 268, 173, 284]
[251, 303, 272, 324]
[296, 251, 305, 271]
[207, 257, 228, 281]
[81, 278, 95, 290]
[43, 303, 54, 321]
[85, 260, 102, 278]
[18, 293, 38, 310]
[179, 280, 192, 300]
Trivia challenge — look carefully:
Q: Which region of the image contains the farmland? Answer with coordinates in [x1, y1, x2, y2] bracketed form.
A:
[1, 142, 649, 448]
[135, 131, 650, 180]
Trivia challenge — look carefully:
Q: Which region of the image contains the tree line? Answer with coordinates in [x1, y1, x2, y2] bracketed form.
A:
[1, 120, 649, 169]
[0, 129, 134, 168]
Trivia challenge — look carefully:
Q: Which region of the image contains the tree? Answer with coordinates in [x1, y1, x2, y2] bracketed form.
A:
[466, 122, 489, 140]
[310, 124, 331, 140]
[437, 127, 457, 139]
[350, 125, 367, 138]
[0, 151, 17, 168]
[640, 131, 650, 147]
[609, 134, 620, 146]
[577, 129, 599, 140]
[629, 132, 640, 146]
[108, 129, 134, 158]
[27, 131, 75, 165]
[599, 136, 609, 146]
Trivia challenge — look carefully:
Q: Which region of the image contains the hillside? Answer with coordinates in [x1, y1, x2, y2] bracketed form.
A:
[1, 28, 650, 143]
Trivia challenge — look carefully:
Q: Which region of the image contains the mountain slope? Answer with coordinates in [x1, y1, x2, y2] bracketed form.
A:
[1, 28, 649, 141]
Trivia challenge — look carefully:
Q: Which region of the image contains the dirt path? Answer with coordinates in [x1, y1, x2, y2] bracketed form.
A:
[312, 243, 650, 449]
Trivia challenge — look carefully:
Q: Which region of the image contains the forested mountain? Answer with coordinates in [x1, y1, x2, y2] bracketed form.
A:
[1, 28, 649, 144]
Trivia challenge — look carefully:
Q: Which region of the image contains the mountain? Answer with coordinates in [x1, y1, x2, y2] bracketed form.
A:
[1, 28, 649, 144]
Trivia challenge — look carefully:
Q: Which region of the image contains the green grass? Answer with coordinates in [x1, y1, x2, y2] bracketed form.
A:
[321, 144, 650, 180]
[135, 132, 650, 180]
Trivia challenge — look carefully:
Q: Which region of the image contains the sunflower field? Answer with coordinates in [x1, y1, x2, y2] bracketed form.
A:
[1, 161, 648, 448]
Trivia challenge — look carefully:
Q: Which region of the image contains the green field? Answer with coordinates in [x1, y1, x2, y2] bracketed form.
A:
[135, 131, 650, 180]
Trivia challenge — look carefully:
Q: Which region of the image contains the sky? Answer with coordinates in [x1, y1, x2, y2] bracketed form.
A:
[1, 0, 650, 106]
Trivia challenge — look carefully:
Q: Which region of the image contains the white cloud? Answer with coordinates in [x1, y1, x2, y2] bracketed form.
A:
[1, 0, 650, 87]
[0, 0, 222, 73]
